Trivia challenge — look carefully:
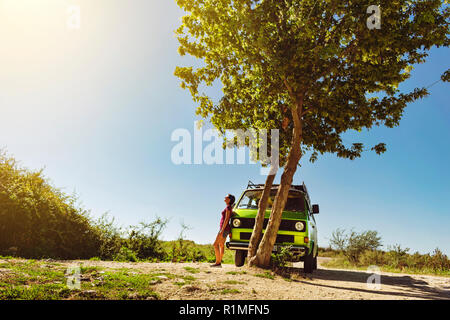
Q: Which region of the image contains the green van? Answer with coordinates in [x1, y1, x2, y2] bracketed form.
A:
[226, 181, 319, 273]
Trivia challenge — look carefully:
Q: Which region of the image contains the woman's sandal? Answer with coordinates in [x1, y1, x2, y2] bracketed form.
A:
[210, 263, 222, 268]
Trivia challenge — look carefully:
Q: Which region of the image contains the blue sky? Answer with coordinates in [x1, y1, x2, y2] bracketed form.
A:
[0, 0, 449, 254]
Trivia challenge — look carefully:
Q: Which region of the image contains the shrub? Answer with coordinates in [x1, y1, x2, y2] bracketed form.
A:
[330, 228, 382, 263]
[0, 151, 169, 261]
[385, 244, 410, 269]
[114, 246, 138, 262]
[93, 213, 124, 260]
[359, 249, 386, 266]
[126, 218, 168, 260]
[0, 151, 102, 259]
[271, 246, 293, 270]
[327, 229, 450, 275]
[165, 223, 208, 262]
[429, 248, 450, 272]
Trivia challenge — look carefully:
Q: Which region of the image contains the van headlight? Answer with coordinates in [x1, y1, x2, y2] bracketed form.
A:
[232, 219, 241, 228]
[295, 221, 304, 231]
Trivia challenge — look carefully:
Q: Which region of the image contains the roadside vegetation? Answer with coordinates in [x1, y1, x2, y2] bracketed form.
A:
[0, 151, 233, 264]
[318, 229, 450, 276]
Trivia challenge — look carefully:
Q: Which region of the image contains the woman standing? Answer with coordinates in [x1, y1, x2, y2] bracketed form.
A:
[211, 194, 235, 267]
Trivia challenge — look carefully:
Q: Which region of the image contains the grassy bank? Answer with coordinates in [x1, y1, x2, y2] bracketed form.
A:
[0, 257, 192, 300]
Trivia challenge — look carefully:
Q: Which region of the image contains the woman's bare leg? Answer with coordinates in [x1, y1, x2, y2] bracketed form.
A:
[214, 233, 226, 264]
[213, 242, 220, 264]
[219, 242, 225, 262]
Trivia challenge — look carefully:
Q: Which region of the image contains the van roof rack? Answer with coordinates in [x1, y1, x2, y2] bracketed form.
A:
[247, 180, 307, 193]
[246, 180, 311, 209]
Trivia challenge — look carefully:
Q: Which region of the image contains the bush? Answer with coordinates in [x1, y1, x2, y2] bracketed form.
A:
[164, 222, 210, 262]
[0, 151, 103, 259]
[359, 249, 386, 266]
[0, 151, 170, 261]
[126, 219, 168, 261]
[271, 246, 293, 270]
[429, 248, 450, 272]
[318, 246, 339, 257]
[93, 213, 124, 260]
[330, 228, 382, 263]
[327, 229, 450, 275]
[114, 246, 138, 262]
[385, 244, 410, 269]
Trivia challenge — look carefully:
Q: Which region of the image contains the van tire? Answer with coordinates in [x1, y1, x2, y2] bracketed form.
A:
[303, 249, 314, 273]
[235, 250, 246, 267]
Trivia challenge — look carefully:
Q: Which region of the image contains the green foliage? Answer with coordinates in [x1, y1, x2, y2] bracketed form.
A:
[226, 270, 247, 275]
[0, 151, 171, 261]
[441, 68, 450, 82]
[359, 249, 387, 266]
[0, 151, 102, 259]
[318, 246, 339, 257]
[175, 0, 449, 163]
[254, 271, 275, 280]
[184, 266, 200, 274]
[0, 284, 70, 300]
[330, 228, 382, 263]
[113, 246, 138, 262]
[326, 230, 450, 275]
[93, 213, 124, 260]
[271, 245, 294, 269]
[163, 223, 211, 263]
[125, 219, 168, 260]
[220, 289, 241, 294]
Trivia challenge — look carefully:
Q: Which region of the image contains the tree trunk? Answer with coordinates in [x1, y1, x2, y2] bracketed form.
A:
[253, 96, 303, 267]
[247, 170, 276, 266]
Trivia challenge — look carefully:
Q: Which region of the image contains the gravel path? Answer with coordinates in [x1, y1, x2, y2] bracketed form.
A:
[61, 257, 450, 300]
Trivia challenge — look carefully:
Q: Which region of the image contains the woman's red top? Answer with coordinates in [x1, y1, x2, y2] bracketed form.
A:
[219, 205, 232, 232]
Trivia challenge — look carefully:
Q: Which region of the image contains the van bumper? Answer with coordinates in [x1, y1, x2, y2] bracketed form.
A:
[226, 241, 308, 255]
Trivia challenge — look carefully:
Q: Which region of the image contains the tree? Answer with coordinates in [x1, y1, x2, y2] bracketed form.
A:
[247, 164, 277, 264]
[174, 0, 449, 267]
[330, 228, 382, 263]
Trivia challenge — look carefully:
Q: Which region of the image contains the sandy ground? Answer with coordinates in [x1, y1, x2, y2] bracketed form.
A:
[62, 257, 450, 300]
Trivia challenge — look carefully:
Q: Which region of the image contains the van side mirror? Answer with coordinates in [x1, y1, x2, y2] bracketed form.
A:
[312, 204, 319, 214]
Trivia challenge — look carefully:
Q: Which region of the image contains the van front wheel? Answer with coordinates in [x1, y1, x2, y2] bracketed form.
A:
[234, 250, 246, 267]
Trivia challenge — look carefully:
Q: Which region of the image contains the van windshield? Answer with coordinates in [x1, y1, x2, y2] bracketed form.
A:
[237, 189, 305, 212]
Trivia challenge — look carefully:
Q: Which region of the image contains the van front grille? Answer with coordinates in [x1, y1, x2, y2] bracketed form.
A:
[239, 232, 294, 244]
[232, 218, 305, 232]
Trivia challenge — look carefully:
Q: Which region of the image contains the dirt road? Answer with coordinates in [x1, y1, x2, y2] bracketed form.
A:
[68, 257, 450, 300]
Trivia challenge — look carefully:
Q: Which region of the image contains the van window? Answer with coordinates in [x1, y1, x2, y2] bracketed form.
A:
[237, 189, 305, 212]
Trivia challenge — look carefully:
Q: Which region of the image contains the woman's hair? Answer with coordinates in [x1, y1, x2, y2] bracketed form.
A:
[227, 194, 236, 206]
